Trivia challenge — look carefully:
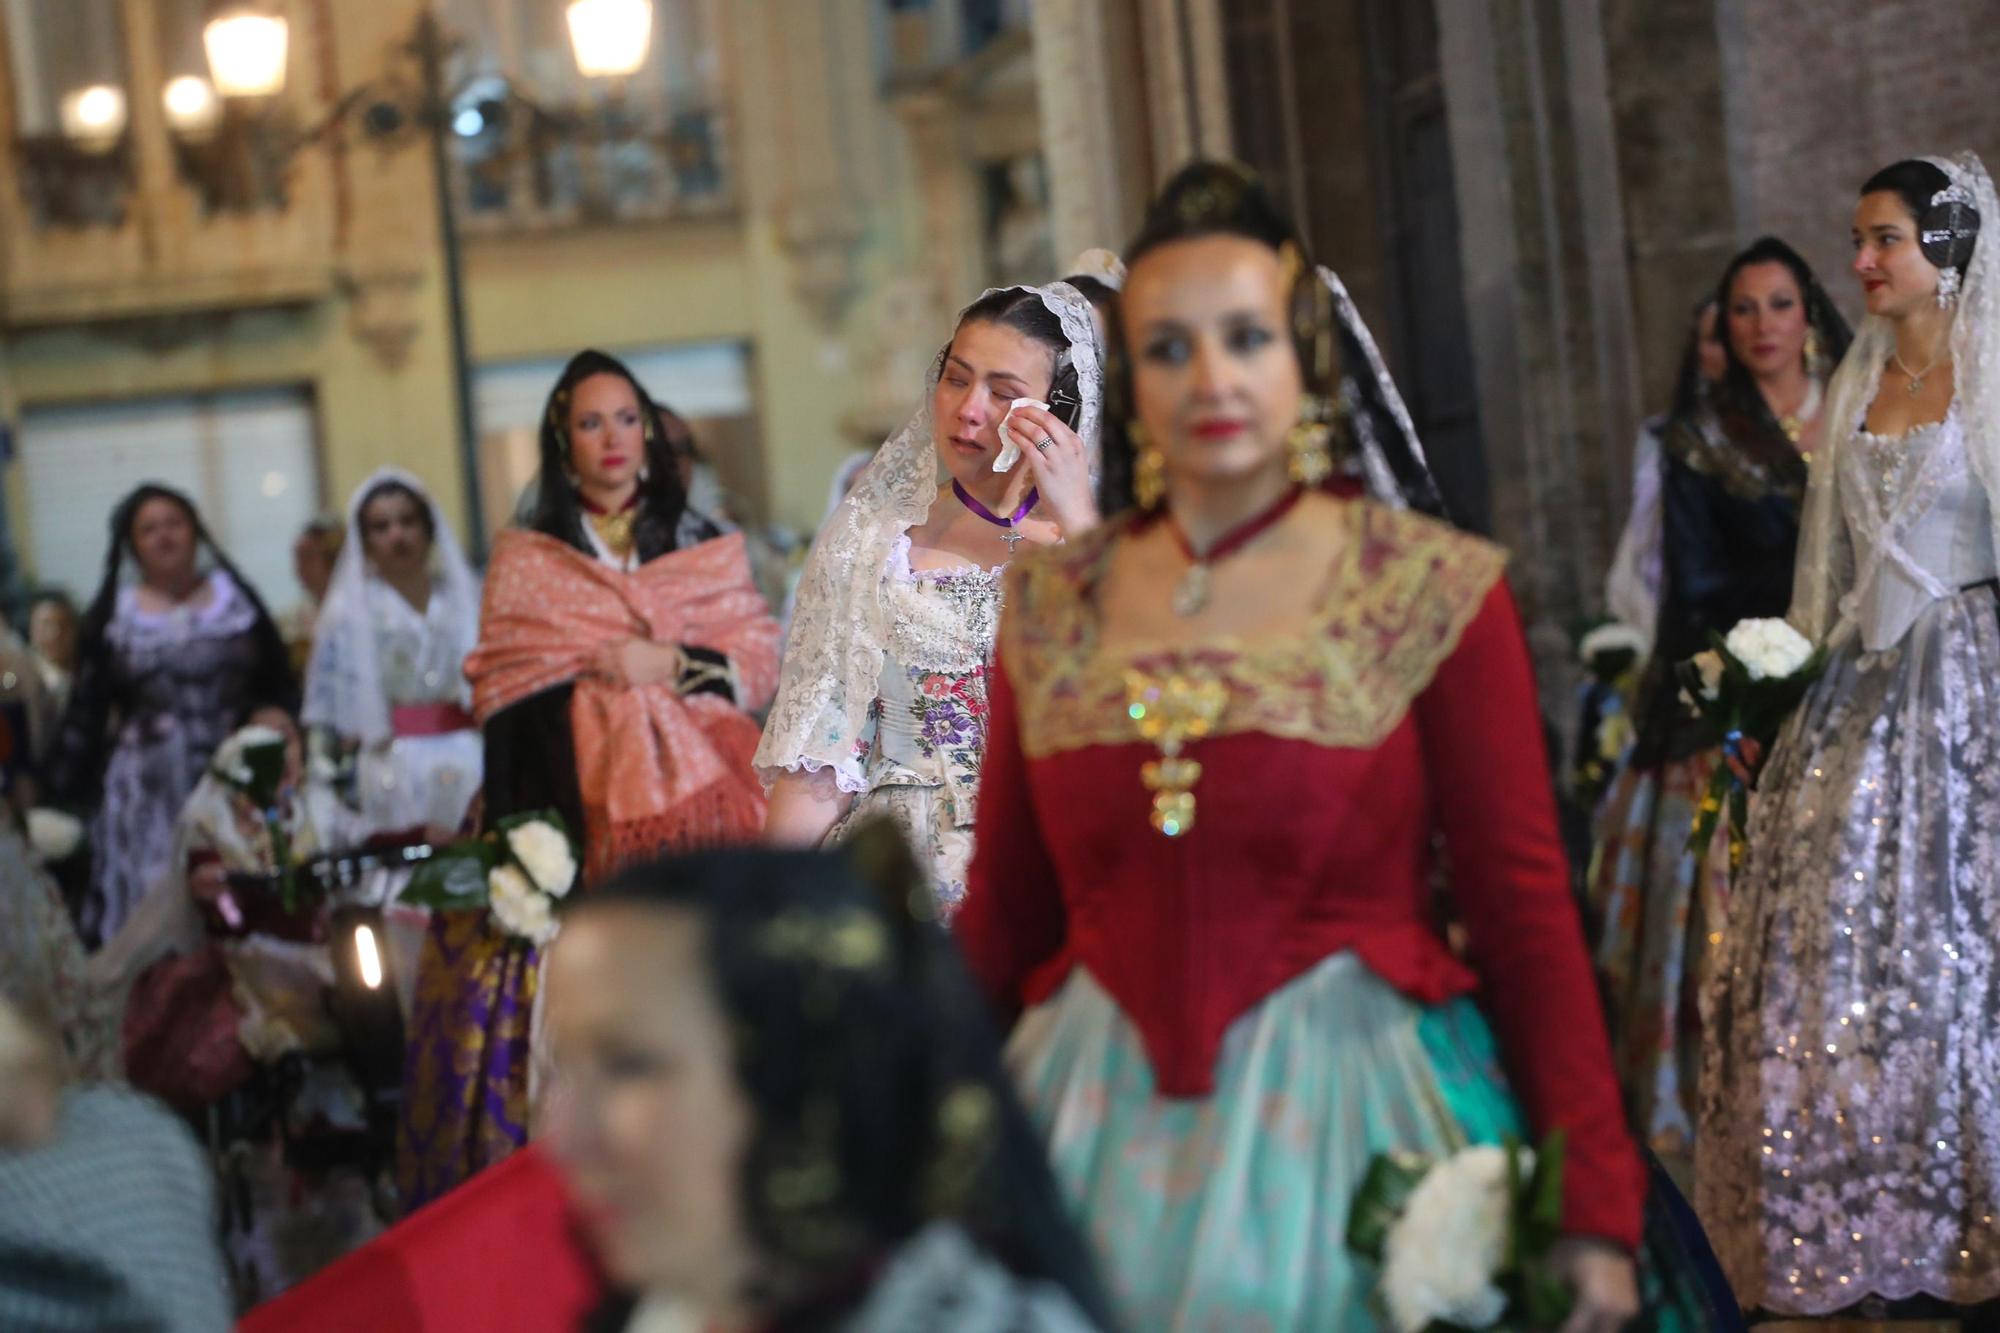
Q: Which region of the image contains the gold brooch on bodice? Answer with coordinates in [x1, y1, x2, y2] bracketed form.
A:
[1123, 667, 1227, 837]
[589, 510, 636, 560]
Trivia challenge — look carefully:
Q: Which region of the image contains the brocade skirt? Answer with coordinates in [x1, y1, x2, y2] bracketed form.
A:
[1699, 587, 2000, 1314]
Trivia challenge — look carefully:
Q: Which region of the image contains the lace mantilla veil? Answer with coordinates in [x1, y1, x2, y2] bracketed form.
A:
[301, 466, 482, 745]
[1791, 150, 1998, 643]
[1320, 264, 1449, 518]
[755, 281, 1106, 791]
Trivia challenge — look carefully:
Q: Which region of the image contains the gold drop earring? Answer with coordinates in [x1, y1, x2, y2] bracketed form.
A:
[1286, 394, 1334, 487]
[1132, 422, 1167, 511]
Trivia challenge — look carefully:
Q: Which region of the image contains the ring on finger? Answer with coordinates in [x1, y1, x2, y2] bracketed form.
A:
[1036, 436, 1055, 452]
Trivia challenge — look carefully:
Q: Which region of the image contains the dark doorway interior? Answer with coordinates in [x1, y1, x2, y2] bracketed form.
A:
[1223, 0, 1492, 532]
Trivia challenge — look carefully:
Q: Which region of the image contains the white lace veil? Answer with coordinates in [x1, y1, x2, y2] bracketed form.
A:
[1319, 265, 1449, 517]
[1791, 150, 1997, 642]
[301, 467, 482, 744]
[755, 281, 1106, 792]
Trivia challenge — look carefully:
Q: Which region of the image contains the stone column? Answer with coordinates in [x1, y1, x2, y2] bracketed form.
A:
[1434, 0, 1643, 712]
[731, 0, 865, 331]
[1030, 0, 1155, 260]
[1136, 0, 1233, 174]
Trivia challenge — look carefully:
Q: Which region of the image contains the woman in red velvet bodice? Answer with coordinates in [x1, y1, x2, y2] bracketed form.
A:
[954, 162, 1663, 1331]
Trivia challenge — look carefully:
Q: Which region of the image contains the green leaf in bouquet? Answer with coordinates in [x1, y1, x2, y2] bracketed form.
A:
[237, 737, 289, 809]
[1520, 1131, 1566, 1257]
[1684, 763, 1732, 866]
[401, 841, 500, 908]
[1346, 1151, 1432, 1261]
[269, 818, 298, 915]
[1519, 1266, 1575, 1329]
[1503, 1138, 1527, 1271]
[1736, 653, 1827, 739]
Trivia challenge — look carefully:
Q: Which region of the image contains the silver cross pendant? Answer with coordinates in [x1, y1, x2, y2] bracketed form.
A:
[1000, 527, 1025, 553]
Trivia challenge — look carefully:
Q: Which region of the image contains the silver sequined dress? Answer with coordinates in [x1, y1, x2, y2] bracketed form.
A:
[1699, 405, 2000, 1313]
[821, 536, 1004, 920]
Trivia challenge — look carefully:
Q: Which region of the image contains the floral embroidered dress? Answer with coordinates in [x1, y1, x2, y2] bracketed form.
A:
[1588, 400, 1813, 1159]
[755, 280, 1105, 918]
[818, 536, 1004, 918]
[954, 503, 1715, 1329]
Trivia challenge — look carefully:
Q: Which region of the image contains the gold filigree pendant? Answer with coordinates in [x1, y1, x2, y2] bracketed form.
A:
[1124, 668, 1228, 837]
[1142, 756, 1203, 837]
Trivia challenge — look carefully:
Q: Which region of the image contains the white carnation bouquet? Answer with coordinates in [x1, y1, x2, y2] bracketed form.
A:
[1676, 616, 1824, 869]
[1348, 1133, 1570, 1332]
[208, 722, 306, 909]
[400, 811, 578, 946]
[25, 807, 85, 863]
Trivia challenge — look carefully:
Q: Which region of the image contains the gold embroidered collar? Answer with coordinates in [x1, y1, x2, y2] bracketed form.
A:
[1001, 500, 1507, 762]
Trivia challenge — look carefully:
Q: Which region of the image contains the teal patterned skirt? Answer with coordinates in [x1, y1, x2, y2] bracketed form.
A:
[1007, 951, 1722, 1331]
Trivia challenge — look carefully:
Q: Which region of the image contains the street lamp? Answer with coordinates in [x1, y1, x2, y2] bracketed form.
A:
[202, 7, 289, 98]
[200, 0, 656, 554]
[161, 76, 223, 139]
[566, 0, 655, 79]
[57, 85, 128, 154]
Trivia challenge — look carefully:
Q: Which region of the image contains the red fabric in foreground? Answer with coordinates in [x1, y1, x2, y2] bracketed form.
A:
[238, 1146, 603, 1332]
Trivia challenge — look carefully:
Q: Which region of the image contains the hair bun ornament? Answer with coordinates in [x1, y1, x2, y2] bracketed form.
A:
[1066, 247, 1127, 292]
[1922, 179, 1981, 306]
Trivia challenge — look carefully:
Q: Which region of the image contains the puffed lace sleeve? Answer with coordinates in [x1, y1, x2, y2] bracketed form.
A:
[752, 497, 892, 795]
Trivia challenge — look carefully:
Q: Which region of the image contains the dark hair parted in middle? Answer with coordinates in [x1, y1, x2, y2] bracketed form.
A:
[531, 349, 701, 563]
[942, 286, 1081, 426]
[1096, 160, 1431, 520]
[1709, 236, 1853, 456]
[575, 826, 1114, 1331]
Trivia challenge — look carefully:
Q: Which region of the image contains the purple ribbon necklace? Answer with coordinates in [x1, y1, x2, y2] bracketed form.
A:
[951, 479, 1039, 553]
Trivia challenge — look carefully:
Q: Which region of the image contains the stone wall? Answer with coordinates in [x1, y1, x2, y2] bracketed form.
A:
[1603, 0, 1737, 415]
[1721, 0, 2000, 327]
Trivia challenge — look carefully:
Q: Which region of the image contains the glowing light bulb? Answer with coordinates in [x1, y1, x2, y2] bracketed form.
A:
[567, 0, 653, 79]
[355, 923, 385, 990]
[162, 75, 222, 135]
[59, 84, 128, 151]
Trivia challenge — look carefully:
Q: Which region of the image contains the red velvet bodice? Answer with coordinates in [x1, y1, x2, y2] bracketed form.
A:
[955, 503, 1646, 1247]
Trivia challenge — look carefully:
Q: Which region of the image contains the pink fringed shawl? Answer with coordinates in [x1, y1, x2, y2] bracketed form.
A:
[465, 529, 776, 879]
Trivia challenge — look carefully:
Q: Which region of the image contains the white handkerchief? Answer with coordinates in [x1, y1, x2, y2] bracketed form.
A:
[994, 399, 1050, 473]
